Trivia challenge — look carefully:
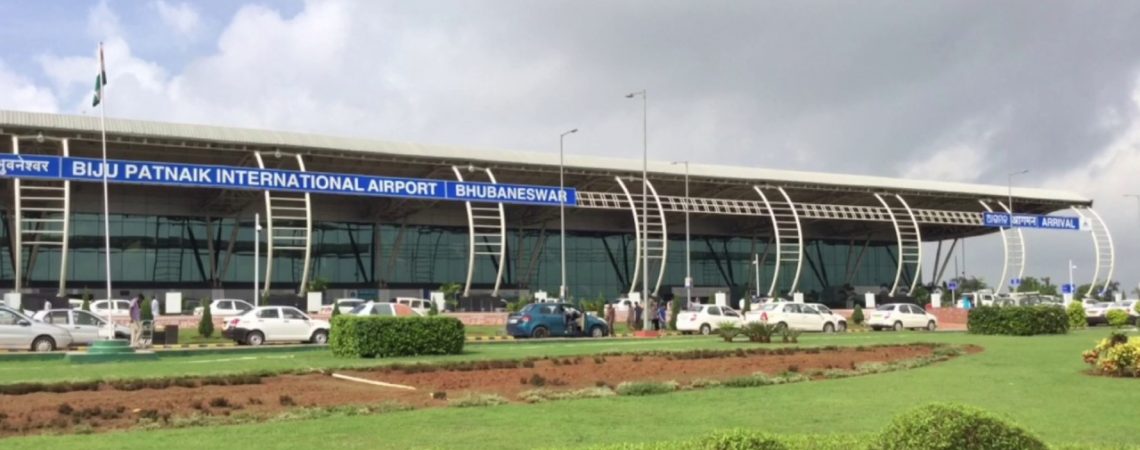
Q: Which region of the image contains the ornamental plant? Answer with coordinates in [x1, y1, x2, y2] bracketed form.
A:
[852, 304, 865, 325]
[716, 322, 740, 342]
[197, 299, 214, 338]
[1066, 301, 1087, 329]
[1107, 309, 1130, 328]
[1082, 331, 1140, 377]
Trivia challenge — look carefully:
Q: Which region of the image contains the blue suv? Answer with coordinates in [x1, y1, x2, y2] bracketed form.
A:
[506, 303, 610, 338]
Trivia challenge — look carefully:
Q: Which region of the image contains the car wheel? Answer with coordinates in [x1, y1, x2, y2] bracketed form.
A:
[823, 322, 835, 333]
[871, 326, 880, 331]
[699, 324, 712, 335]
[246, 331, 265, 346]
[590, 326, 605, 338]
[31, 336, 56, 352]
[926, 321, 937, 332]
[531, 326, 549, 339]
[776, 322, 788, 332]
[837, 322, 847, 332]
[310, 330, 329, 344]
[893, 321, 904, 332]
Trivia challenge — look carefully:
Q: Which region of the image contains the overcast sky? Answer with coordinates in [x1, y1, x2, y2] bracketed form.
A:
[1, 0, 1137, 294]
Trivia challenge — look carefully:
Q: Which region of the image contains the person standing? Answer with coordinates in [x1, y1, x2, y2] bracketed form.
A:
[657, 302, 667, 331]
[128, 294, 142, 348]
[633, 302, 644, 331]
[604, 303, 616, 336]
[151, 296, 161, 318]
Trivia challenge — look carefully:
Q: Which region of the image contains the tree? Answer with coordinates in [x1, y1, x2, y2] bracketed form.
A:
[141, 296, 153, 322]
[81, 288, 92, 312]
[440, 282, 462, 311]
[852, 304, 865, 325]
[198, 299, 215, 338]
[950, 276, 988, 292]
[669, 296, 682, 330]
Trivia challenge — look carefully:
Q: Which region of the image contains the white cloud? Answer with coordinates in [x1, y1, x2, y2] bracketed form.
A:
[87, 0, 121, 39]
[152, 1, 201, 36]
[0, 60, 58, 113]
[900, 143, 989, 183]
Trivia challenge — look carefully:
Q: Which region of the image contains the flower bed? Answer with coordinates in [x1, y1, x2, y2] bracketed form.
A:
[1081, 332, 1140, 377]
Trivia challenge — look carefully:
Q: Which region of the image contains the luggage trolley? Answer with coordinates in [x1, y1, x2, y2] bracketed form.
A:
[138, 320, 155, 348]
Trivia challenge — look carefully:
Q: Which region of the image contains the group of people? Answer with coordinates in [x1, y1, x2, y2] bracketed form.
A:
[600, 297, 671, 333]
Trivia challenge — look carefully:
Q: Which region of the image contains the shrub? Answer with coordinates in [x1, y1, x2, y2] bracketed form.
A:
[615, 381, 677, 396]
[517, 387, 614, 403]
[198, 299, 215, 338]
[329, 315, 465, 358]
[141, 296, 153, 322]
[742, 322, 776, 343]
[1107, 309, 1130, 327]
[699, 429, 788, 450]
[427, 301, 439, 316]
[1082, 332, 1140, 377]
[669, 297, 682, 331]
[1067, 302, 1087, 329]
[330, 301, 342, 319]
[852, 304, 864, 325]
[967, 305, 1068, 336]
[872, 403, 1046, 450]
[449, 393, 508, 408]
[779, 328, 801, 343]
[716, 322, 740, 342]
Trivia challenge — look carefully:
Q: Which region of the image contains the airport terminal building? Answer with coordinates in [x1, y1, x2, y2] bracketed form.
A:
[0, 110, 1116, 306]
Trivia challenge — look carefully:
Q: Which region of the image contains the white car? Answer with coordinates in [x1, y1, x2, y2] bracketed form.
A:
[868, 303, 938, 331]
[33, 309, 130, 344]
[1086, 302, 1113, 325]
[320, 298, 365, 315]
[677, 305, 745, 335]
[68, 299, 85, 309]
[745, 302, 845, 332]
[805, 303, 848, 332]
[90, 299, 132, 317]
[349, 301, 423, 317]
[0, 306, 74, 351]
[395, 297, 433, 315]
[222, 306, 330, 346]
[193, 299, 255, 317]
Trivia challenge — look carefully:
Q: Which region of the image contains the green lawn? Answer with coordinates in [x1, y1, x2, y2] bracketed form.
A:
[4, 330, 1139, 449]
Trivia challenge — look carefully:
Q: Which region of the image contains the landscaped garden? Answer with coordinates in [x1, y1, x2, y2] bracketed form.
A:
[0, 327, 1137, 449]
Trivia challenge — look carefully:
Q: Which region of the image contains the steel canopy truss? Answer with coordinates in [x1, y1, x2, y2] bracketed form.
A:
[751, 186, 804, 296]
[11, 136, 71, 295]
[875, 193, 922, 297]
[615, 176, 668, 297]
[254, 152, 312, 295]
[978, 200, 1026, 295]
[576, 190, 981, 226]
[453, 165, 507, 297]
[1072, 207, 1115, 297]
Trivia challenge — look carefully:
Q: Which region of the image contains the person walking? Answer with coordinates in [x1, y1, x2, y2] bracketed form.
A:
[604, 303, 616, 336]
[128, 294, 142, 348]
[657, 302, 667, 331]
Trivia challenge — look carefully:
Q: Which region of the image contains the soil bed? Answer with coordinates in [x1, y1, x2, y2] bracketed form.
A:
[0, 343, 957, 437]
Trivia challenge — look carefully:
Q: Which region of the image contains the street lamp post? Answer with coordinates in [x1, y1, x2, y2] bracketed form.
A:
[254, 213, 261, 306]
[671, 161, 691, 308]
[1007, 169, 1029, 217]
[627, 90, 649, 331]
[559, 128, 578, 300]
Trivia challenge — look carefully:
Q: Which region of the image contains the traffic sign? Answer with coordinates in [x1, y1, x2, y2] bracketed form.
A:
[1061, 284, 1073, 295]
[1010, 278, 1021, 288]
[947, 281, 958, 292]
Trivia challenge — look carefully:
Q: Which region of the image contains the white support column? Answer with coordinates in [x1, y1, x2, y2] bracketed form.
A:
[11, 135, 72, 296]
[875, 194, 921, 297]
[254, 152, 312, 295]
[1073, 207, 1115, 297]
[996, 201, 1027, 285]
[753, 186, 803, 297]
[452, 166, 507, 297]
[979, 200, 1012, 295]
[615, 176, 668, 296]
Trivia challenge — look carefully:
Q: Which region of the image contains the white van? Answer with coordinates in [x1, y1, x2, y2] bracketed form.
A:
[395, 297, 434, 315]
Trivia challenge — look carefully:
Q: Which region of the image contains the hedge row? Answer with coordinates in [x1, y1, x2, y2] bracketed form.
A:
[967, 305, 1068, 336]
[329, 316, 465, 358]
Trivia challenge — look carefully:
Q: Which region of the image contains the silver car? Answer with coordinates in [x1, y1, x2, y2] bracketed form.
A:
[33, 309, 130, 345]
[0, 306, 74, 351]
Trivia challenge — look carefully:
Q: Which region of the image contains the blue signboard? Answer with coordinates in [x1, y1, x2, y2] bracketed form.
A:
[1061, 284, 1073, 295]
[982, 212, 1081, 231]
[0, 154, 576, 207]
[1010, 277, 1021, 288]
[947, 281, 958, 292]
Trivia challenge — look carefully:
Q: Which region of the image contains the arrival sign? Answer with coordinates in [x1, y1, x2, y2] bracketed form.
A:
[982, 212, 1082, 231]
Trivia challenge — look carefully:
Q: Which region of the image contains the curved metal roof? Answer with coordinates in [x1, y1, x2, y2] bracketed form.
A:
[0, 109, 1090, 205]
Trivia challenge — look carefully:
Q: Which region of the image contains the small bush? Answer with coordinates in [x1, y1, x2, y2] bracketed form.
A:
[330, 316, 465, 358]
[700, 429, 788, 450]
[615, 381, 678, 396]
[967, 305, 1068, 336]
[852, 304, 864, 325]
[872, 403, 1046, 450]
[779, 328, 801, 343]
[716, 322, 740, 342]
[279, 395, 295, 406]
[1082, 332, 1140, 376]
[449, 393, 508, 408]
[1107, 309, 1130, 327]
[518, 387, 615, 403]
[198, 299, 215, 338]
[742, 322, 776, 343]
[722, 374, 774, 388]
[1067, 302, 1087, 329]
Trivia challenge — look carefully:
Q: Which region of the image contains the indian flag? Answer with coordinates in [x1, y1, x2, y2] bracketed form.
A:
[92, 43, 107, 107]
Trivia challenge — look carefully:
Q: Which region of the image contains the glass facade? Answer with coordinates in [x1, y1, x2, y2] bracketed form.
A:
[1, 211, 907, 305]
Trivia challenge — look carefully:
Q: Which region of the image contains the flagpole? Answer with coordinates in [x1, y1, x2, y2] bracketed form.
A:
[97, 42, 114, 339]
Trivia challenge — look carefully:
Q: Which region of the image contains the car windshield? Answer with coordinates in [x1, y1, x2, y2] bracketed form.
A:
[520, 304, 540, 314]
[759, 303, 781, 311]
[350, 303, 370, 314]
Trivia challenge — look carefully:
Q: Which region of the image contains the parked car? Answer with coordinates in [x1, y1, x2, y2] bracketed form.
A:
[222, 306, 330, 346]
[0, 305, 74, 351]
[320, 298, 365, 315]
[506, 303, 609, 338]
[1086, 302, 1113, 325]
[68, 299, 84, 309]
[349, 301, 422, 317]
[608, 297, 640, 313]
[868, 303, 938, 331]
[90, 299, 132, 317]
[193, 299, 255, 317]
[744, 302, 845, 332]
[677, 305, 745, 335]
[395, 297, 434, 315]
[33, 309, 130, 344]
